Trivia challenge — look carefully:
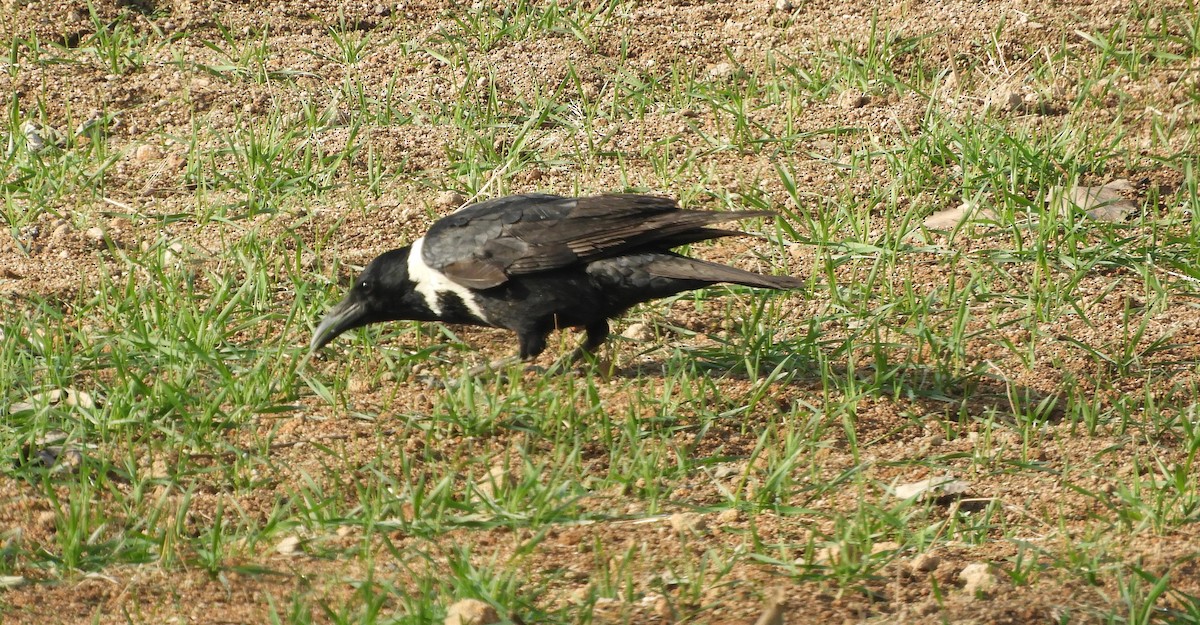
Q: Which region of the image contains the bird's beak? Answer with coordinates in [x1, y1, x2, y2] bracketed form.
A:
[310, 297, 368, 352]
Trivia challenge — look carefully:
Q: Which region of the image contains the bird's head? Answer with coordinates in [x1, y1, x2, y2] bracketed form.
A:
[310, 246, 429, 351]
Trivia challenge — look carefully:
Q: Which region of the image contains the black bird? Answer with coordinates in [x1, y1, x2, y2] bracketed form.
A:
[311, 193, 802, 363]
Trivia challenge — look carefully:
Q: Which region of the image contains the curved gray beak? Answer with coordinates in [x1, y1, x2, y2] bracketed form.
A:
[310, 298, 367, 352]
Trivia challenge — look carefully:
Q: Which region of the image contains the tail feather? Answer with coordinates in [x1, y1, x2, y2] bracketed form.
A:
[628, 209, 775, 251]
[653, 227, 756, 248]
[647, 256, 803, 290]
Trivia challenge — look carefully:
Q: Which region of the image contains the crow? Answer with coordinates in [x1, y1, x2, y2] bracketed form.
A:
[310, 193, 802, 364]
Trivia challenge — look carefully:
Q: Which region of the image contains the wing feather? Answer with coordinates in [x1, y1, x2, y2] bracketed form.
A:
[422, 193, 776, 289]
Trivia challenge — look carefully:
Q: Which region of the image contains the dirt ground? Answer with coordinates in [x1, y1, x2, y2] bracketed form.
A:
[2, 0, 1200, 623]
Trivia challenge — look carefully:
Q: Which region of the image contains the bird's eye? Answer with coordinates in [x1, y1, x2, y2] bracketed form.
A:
[358, 280, 373, 293]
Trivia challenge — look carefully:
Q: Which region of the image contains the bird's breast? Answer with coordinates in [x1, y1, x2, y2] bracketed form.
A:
[435, 291, 487, 325]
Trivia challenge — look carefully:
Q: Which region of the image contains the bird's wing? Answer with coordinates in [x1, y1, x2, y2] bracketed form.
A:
[422, 193, 771, 289]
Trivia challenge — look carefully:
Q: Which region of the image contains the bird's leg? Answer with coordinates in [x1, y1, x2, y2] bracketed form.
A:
[463, 327, 549, 378]
[454, 324, 606, 382]
[574, 319, 610, 362]
[543, 320, 610, 375]
[517, 329, 549, 361]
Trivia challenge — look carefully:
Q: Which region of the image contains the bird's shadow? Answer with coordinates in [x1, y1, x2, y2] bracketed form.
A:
[594, 342, 1065, 425]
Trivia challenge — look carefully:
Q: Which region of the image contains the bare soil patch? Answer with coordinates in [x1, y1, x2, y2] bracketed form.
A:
[2, 0, 1199, 623]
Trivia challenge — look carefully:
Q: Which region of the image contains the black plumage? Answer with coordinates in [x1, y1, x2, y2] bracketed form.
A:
[311, 193, 802, 361]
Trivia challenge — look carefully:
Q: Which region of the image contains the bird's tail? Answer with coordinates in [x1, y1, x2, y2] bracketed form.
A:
[639, 209, 780, 250]
[647, 255, 803, 290]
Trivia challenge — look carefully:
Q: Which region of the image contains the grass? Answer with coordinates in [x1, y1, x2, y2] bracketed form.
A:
[1, 0, 1200, 623]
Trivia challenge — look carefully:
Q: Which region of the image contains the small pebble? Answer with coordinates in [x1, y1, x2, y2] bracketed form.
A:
[621, 322, 653, 341]
[275, 535, 302, 555]
[911, 552, 940, 573]
[163, 242, 185, 265]
[669, 513, 708, 534]
[20, 121, 46, 152]
[714, 464, 740, 479]
[959, 562, 1001, 597]
[838, 89, 869, 109]
[813, 545, 842, 565]
[444, 599, 499, 625]
[436, 191, 466, 209]
[346, 377, 372, 394]
[0, 576, 27, 589]
[708, 62, 734, 78]
[1006, 92, 1024, 111]
[133, 144, 162, 162]
[63, 390, 95, 409]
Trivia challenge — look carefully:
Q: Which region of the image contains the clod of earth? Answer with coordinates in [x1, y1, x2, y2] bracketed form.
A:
[620, 321, 654, 341]
[668, 512, 709, 535]
[959, 562, 1003, 598]
[910, 552, 942, 573]
[444, 599, 500, 625]
[436, 190, 467, 209]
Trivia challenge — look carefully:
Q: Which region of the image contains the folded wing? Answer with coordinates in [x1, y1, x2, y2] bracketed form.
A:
[422, 193, 778, 289]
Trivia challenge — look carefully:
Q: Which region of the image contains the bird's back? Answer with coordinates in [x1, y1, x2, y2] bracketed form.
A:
[419, 193, 783, 290]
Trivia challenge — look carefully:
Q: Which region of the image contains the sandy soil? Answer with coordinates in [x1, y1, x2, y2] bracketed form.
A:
[2, 0, 1199, 623]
